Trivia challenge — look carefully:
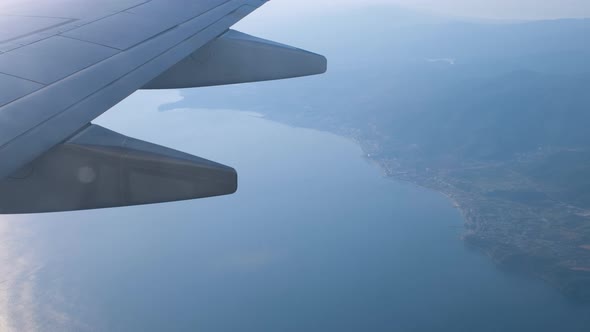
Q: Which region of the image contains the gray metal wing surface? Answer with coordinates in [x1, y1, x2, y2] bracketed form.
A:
[0, 0, 327, 213]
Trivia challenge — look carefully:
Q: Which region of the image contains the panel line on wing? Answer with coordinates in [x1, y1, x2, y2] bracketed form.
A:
[0, 3, 254, 149]
[0, 71, 45, 86]
[61, 0, 232, 50]
[0, 1, 265, 179]
[58, 35, 128, 52]
[0, 16, 77, 44]
[0, 1, 238, 109]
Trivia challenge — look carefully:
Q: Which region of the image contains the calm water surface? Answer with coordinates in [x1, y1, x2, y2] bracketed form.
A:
[0, 91, 589, 331]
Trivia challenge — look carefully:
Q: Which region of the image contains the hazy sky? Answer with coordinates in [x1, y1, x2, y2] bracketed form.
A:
[257, 0, 590, 20]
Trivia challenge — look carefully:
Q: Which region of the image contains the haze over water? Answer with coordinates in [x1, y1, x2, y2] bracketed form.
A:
[0, 91, 589, 331]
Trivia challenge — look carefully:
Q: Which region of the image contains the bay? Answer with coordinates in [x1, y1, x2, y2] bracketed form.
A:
[0, 91, 588, 331]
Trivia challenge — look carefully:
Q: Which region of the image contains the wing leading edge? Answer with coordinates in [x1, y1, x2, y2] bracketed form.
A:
[0, 0, 327, 214]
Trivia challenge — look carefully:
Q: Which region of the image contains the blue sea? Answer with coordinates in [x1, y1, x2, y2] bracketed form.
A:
[0, 91, 588, 331]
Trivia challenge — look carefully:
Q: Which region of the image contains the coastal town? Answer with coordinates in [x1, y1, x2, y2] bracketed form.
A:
[367, 147, 590, 302]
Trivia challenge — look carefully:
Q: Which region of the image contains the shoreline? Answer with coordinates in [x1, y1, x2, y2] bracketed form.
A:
[259, 113, 590, 303]
[381, 164, 590, 303]
[362, 145, 590, 304]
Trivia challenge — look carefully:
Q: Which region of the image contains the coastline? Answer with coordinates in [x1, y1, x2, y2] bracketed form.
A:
[257, 113, 590, 303]
[374, 159, 590, 303]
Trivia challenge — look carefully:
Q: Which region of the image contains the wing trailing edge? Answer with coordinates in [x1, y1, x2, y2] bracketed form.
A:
[0, 125, 237, 214]
[143, 29, 327, 89]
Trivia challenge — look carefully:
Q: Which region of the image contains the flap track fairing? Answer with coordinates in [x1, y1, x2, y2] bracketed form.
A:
[143, 29, 327, 89]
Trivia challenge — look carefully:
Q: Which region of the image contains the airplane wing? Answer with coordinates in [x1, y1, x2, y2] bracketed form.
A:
[0, 0, 327, 214]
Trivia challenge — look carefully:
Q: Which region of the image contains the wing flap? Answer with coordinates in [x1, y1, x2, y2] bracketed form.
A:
[144, 29, 328, 89]
[0, 125, 237, 214]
